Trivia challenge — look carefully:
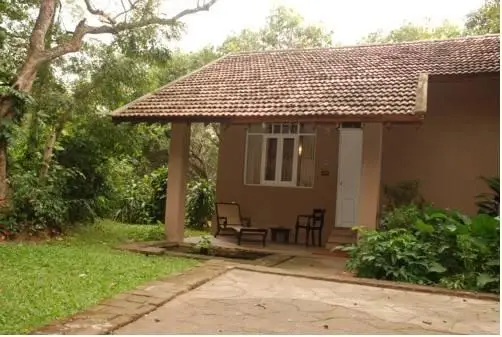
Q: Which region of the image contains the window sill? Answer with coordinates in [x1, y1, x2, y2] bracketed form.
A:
[244, 183, 314, 189]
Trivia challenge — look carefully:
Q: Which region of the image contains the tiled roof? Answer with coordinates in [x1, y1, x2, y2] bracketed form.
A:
[112, 34, 500, 122]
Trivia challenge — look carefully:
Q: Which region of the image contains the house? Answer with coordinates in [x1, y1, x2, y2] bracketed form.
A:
[112, 34, 500, 247]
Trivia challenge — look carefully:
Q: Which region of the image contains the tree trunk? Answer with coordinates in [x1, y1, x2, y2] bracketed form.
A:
[0, 139, 8, 206]
[39, 116, 66, 180]
[0, 98, 13, 206]
[0, 0, 58, 204]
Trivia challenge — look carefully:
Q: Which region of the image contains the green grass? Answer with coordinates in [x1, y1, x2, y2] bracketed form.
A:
[0, 220, 204, 334]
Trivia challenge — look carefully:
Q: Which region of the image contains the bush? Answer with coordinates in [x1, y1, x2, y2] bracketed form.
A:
[383, 180, 425, 210]
[476, 176, 499, 216]
[380, 204, 422, 230]
[112, 166, 167, 225]
[148, 166, 168, 222]
[1, 167, 77, 237]
[113, 174, 154, 224]
[345, 228, 440, 284]
[185, 179, 215, 229]
[343, 207, 500, 293]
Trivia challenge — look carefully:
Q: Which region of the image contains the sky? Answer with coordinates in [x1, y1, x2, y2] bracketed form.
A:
[160, 0, 484, 51]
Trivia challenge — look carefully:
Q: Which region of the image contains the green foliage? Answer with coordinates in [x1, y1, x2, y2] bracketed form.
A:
[362, 20, 463, 44]
[383, 180, 425, 210]
[64, 221, 165, 246]
[195, 235, 213, 254]
[343, 207, 500, 293]
[112, 165, 167, 225]
[219, 6, 332, 53]
[113, 174, 155, 224]
[0, 1, 222, 237]
[149, 166, 169, 222]
[345, 228, 439, 284]
[0, 85, 34, 141]
[186, 179, 216, 229]
[362, 0, 500, 44]
[2, 167, 76, 236]
[476, 176, 499, 216]
[56, 116, 136, 220]
[381, 204, 422, 230]
[465, 0, 500, 34]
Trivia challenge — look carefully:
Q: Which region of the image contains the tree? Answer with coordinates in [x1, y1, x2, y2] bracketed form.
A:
[465, 0, 500, 34]
[362, 0, 500, 44]
[0, 0, 219, 203]
[362, 20, 463, 44]
[219, 6, 333, 53]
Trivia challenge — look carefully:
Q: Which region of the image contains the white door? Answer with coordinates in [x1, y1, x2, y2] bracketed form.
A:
[335, 128, 363, 228]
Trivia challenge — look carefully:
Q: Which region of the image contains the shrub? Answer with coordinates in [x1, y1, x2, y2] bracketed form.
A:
[185, 179, 215, 229]
[112, 166, 167, 225]
[380, 204, 422, 230]
[195, 235, 213, 254]
[343, 207, 500, 293]
[2, 167, 75, 236]
[344, 228, 440, 284]
[0, 214, 17, 240]
[383, 180, 425, 210]
[476, 176, 499, 216]
[148, 166, 168, 222]
[113, 174, 154, 224]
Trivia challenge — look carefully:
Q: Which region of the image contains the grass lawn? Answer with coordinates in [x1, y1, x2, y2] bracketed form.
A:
[0, 220, 206, 334]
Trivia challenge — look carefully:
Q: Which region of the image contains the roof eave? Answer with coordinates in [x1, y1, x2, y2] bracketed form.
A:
[111, 113, 424, 125]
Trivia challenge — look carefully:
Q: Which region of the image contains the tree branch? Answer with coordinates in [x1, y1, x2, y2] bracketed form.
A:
[41, 0, 218, 61]
[189, 149, 208, 180]
[83, 0, 116, 25]
[30, 0, 58, 53]
[114, 0, 138, 22]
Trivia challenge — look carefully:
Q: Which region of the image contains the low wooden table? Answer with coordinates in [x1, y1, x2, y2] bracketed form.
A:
[270, 227, 291, 244]
[237, 227, 268, 246]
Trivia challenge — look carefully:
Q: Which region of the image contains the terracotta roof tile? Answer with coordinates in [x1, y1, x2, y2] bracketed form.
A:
[112, 35, 500, 121]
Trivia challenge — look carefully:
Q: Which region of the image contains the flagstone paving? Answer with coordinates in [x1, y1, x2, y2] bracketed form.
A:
[115, 269, 500, 335]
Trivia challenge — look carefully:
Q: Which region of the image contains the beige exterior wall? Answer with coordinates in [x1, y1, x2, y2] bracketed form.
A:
[216, 124, 340, 243]
[215, 73, 499, 243]
[382, 73, 500, 215]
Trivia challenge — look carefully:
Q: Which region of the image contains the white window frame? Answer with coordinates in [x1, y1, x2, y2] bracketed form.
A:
[244, 123, 316, 188]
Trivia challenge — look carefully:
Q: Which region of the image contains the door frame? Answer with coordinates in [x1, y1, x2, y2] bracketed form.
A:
[335, 127, 363, 228]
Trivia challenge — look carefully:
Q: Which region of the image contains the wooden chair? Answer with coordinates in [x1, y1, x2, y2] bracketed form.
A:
[294, 209, 326, 247]
[215, 202, 268, 246]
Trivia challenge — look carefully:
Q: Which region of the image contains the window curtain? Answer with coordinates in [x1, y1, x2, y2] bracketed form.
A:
[245, 135, 262, 184]
[297, 135, 316, 187]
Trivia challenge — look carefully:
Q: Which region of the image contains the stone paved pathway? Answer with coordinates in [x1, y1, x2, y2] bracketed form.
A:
[116, 269, 500, 335]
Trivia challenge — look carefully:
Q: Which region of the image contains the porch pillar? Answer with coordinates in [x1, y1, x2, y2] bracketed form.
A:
[165, 122, 191, 243]
[358, 123, 383, 230]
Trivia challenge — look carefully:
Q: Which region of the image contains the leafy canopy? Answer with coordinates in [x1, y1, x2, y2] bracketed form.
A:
[219, 6, 333, 53]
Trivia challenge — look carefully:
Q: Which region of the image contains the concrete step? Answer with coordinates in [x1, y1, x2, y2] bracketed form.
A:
[325, 227, 357, 251]
[327, 235, 356, 244]
[329, 227, 357, 238]
[325, 242, 352, 252]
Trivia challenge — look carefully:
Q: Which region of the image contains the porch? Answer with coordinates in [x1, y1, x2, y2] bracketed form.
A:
[164, 121, 388, 248]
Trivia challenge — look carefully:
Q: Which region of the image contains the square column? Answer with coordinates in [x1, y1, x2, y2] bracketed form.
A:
[165, 122, 191, 243]
[358, 123, 383, 230]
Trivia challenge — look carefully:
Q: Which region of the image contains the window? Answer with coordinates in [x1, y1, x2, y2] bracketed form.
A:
[245, 123, 316, 187]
